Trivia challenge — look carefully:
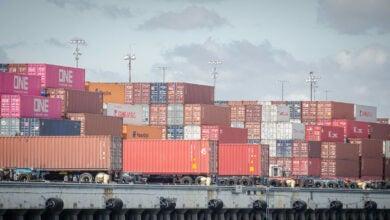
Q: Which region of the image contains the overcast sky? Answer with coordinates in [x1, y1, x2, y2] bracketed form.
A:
[1, 0, 389, 117]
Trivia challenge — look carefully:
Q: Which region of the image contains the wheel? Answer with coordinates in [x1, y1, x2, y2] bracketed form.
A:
[269, 179, 280, 187]
[227, 178, 237, 186]
[180, 176, 192, 185]
[327, 181, 338, 188]
[194, 176, 205, 185]
[241, 177, 252, 186]
[314, 181, 324, 188]
[349, 182, 358, 189]
[18, 173, 31, 182]
[79, 173, 93, 183]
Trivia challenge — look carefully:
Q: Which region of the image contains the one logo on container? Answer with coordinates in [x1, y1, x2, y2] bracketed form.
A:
[13, 75, 28, 91]
[34, 98, 49, 113]
[59, 69, 73, 84]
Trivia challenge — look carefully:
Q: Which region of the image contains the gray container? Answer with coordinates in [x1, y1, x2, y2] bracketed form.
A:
[0, 118, 20, 136]
[167, 104, 184, 125]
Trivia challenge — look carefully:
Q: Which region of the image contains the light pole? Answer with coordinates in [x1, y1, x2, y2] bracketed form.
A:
[324, 90, 332, 101]
[124, 53, 136, 83]
[305, 71, 320, 101]
[208, 60, 222, 88]
[278, 80, 288, 101]
[69, 38, 86, 68]
[157, 66, 168, 82]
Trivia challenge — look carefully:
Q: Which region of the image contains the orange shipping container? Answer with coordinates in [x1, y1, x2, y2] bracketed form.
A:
[66, 113, 123, 136]
[184, 104, 230, 126]
[0, 136, 122, 171]
[122, 125, 162, 140]
[85, 82, 131, 104]
[317, 101, 354, 120]
[122, 140, 218, 175]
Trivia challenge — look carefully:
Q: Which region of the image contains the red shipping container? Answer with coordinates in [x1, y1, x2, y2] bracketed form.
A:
[184, 104, 230, 126]
[245, 122, 261, 139]
[291, 158, 321, 176]
[261, 144, 270, 176]
[305, 125, 344, 142]
[46, 88, 103, 115]
[317, 101, 354, 120]
[122, 140, 218, 175]
[369, 123, 390, 140]
[27, 64, 85, 90]
[360, 157, 383, 178]
[7, 64, 28, 74]
[348, 138, 383, 158]
[149, 104, 167, 126]
[0, 136, 122, 172]
[384, 158, 390, 181]
[219, 143, 265, 176]
[292, 140, 321, 158]
[269, 157, 292, 177]
[131, 83, 151, 104]
[321, 142, 359, 160]
[245, 104, 262, 122]
[316, 119, 332, 126]
[0, 72, 41, 96]
[331, 119, 369, 139]
[201, 125, 248, 143]
[167, 82, 214, 104]
[66, 113, 123, 136]
[271, 101, 287, 106]
[0, 94, 61, 119]
[230, 105, 246, 122]
[301, 101, 317, 122]
[321, 159, 359, 178]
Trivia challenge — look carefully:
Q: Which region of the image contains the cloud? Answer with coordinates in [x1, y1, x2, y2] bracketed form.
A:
[0, 48, 10, 62]
[45, 38, 69, 48]
[138, 6, 229, 30]
[85, 68, 126, 82]
[101, 5, 132, 19]
[46, 0, 95, 11]
[318, 0, 390, 34]
[1, 42, 27, 49]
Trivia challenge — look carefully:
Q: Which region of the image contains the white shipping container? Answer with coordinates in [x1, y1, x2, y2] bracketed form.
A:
[276, 122, 304, 140]
[354, 104, 377, 123]
[262, 105, 277, 122]
[231, 121, 245, 128]
[384, 140, 390, 159]
[104, 103, 149, 125]
[167, 104, 184, 125]
[184, 125, 201, 140]
[292, 123, 305, 140]
[261, 122, 277, 140]
[277, 105, 290, 122]
[289, 119, 302, 123]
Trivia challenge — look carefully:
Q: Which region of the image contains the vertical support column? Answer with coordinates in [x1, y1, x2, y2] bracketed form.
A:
[146, 209, 160, 220]
[79, 209, 96, 220]
[60, 209, 81, 220]
[228, 209, 238, 220]
[215, 209, 226, 220]
[277, 210, 286, 220]
[0, 210, 5, 220]
[128, 209, 144, 220]
[111, 209, 128, 220]
[187, 209, 200, 220]
[26, 209, 45, 220]
[287, 210, 295, 220]
[240, 209, 251, 220]
[174, 209, 187, 220]
[318, 210, 328, 220]
[94, 209, 111, 220]
[359, 211, 367, 220]
[7, 210, 27, 220]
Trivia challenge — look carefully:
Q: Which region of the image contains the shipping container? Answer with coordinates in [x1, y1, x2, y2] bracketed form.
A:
[354, 104, 377, 123]
[167, 82, 214, 104]
[0, 64, 9, 72]
[167, 104, 184, 125]
[131, 83, 150, 104]
[276, 140, 293, 157]
[360, 157, 383, 179]
[384, 158, 390, 181]
[245, 122, 261, 140]
[122, 125, 162, 140]
[248, 139, 260, 144]
[218, 143, 264, 176]
[376, 118, 390, 124]
[331, 119, 369, 139]
[66, 113, 122, 136]
[301, 101, 317, 124]
[261, 139, 276, 157]
[317, 101, 354, 120]
[369, 123, 390, 140]
[0, 94, 62, 119]
[18, 118, 80, 136]
[150, 82, 167, 104]
[0, 118, 20, 136]
[320, 142, 359, 160]
[262, 105, 290, 122]
[86, 82, 132, 104]
[348, 138, 383, 158]
[291, 158, 321, 177]
[231, 121, 245, 128]
[305, 125, 344, 142]
[45, 88, 103, 115]
[384, 140, 390, 158]
[201, 125, 248, 143]
[245, 104, 262, 122]
[261, 122, 277, 140]
[320, 159, 359, 178]
[166, 125, 184, 140]
[105, 103, 149, 125]
[0, 72, 41, 96]
[271, 101, 287, 106]
[269, 157, 292, 177]
[184, 104, 230, 126]
[27, 64, 85, 90]
[151, 125, 167, 140]
[122, 140, 218, 175]
[0, 136, 122, 172]
[6, 64, 27, 74]
[287, 101, 301, 119]
[229, 105, 245, 122]
[184, 125, 201, 140]
[149, 104, 167, 126]
[292, 140, 321, 158]
[276, 122, 305, 140]
[214, 100, 228, 106]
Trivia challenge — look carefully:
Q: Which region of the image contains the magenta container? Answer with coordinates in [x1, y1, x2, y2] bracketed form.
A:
[0, 72, 41, 95]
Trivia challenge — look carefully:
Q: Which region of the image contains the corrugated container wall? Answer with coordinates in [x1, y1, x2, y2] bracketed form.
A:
[317, 101, 354, 120]
[0, 136, 122, 172]
[331, 119, 369, 139]
[269, 157, 292, 177]
[150, 82, 167, 104]
[292, 140, 321, 158]
[184, 125, 201, 140]
[291, 158, 321, 177]
[385, 159, 390, 181]
[5, 64, 27, 75]
[167, 83, 214, 104]
[360, 157, 383, 179]
[0, 118, 20, 136]
[320, 142, 359, 160]
[19, 118, 80, 136]
[0, 63, 9, 72]
[131, 83, 150, 104]
[287, 101, 301, 119]
[369, 123, 390, 140]
[276, 140, 293, 157]
[122, 140, 218, 175]
[167, 104, 184, 125]
[245, 104, 262, 122]
[321, 159, 359, 178]
[230, 105, 245, 122]
[348, 138, 383, 158]
[0, 72, 41, 96]
[354, 104, 377, 123]
[245, 122, 261, 140]
[262, 105, 290, 122]
[184, 104, 230, 126]
[167, 125, 184, 140]
[301, 101, 317, 124]
[201, 125, 248, 143]
[45, 88, 103, 115]
[86, 82, 130, 104]
[305, 125, 344, 142]
[261, 139, 277, 157]
[104, 103, 149, 125]
[122, 125, 162, 140]
[66, 113, 123, 136]
[384, 140, 390, 158]
[276, 122, 305, 140]
[149, 104, 167, 126]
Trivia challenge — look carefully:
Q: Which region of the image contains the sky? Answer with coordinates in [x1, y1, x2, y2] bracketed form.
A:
[1, 0, 389, 117]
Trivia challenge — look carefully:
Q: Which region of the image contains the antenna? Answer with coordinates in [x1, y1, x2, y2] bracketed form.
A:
[324, 90, 332, 101]
[157, 66, 168, 82]
[124, 46, 136, 83]
[278, 80, 288, 101]
[305, 71, 320, 101]
[69, 38, 87, 68]
[208, 60, 223, 88]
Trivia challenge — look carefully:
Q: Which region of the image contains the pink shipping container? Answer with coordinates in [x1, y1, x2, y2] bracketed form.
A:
[331, 119, 369, 139]
[360, 157, 383, 179]
[348, 138, 383, 158]
[0, 136, 122, 172]
[0, 72, 41, 96]
[369, 123, 390, 140]
[167, 82, 214, 104]
[230, 105, 246, 122]
[317, 101, 354, 120]
[245, 104, 262, 122]
[6, 64, 28, 74]
[219, 143, 267, 176]
[320, 142, 359, 160]
[0, 94, 61, 119]
[291, 158, 321, 177]
[245, 122, 261, 139]
[269, 157, 292, 177]
[131, 83, 151, 104]
[66, 113, 123, 136]
[149, 104, 167, 126]
[27, 64, 85, 90]
[305, 125, 344, 142]
[122, 140, 218, 175]
[321, 159, 359, 178]
[184, 104, 230, 126]
[201, 125, 248, 143]
[46, 88, 103, 115]
[292, 140, 321, 158]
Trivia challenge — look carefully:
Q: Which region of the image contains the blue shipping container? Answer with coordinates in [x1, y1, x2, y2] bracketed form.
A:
[20, 118, 81, 136]
[0, 64, 8, 72]
[287, 101, 302, 119]
[166, 125, 184, 140]
[247, 139, 260, 144]
[150, 83, 167, 104]
[276, 140, 293, 157]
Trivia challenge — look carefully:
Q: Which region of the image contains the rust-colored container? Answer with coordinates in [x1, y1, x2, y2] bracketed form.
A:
[230, 105, 246, 122]
[348, 138, 383, 158]
[269, 157, 292, 177]
[360, 157, 383, 178]
[131, 83, 151, 104]
[369, 123, 390, 140]
[331, 119, 369, 139]
[245, 122, 261, 139]
[320, 159, 359, 178]
[122, 140, 218, 175]
[376, 118, 389, 124]
[184, 104, 230, 126]
[245, 104, 262, 122]
[201, 125, 248, 143]
[66, 113, 122, 136]
[305, 125, 344, 142]
[384, 158, 390, 181]
[86, 82, 131, 104]
[320, 142, 359, 160]
[292, 140, 321, 158]
[167, 82, 214, 104]
[271, 101, 287, 106]
[0, 136, 122, 172]
[301, 101, 317, 123]
[149, 104, 167, 126]
[122, 125, 162, 140]
[317, 101, 354, 120]
[218, 143, 265, 176]
[291, 158, 321, 177]
[7, 64, 28, 74]
[46, 88, 103, 115]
